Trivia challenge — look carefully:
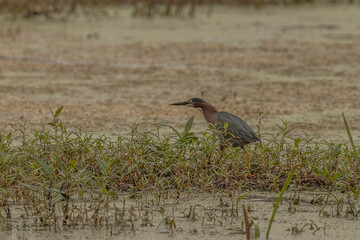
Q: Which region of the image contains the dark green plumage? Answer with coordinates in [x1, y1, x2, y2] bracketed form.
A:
[216, 111, 260, 148]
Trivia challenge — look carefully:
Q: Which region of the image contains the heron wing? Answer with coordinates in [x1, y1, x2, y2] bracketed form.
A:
[216, 112, 259, 143]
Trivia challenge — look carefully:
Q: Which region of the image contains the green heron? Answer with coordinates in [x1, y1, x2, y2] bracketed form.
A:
[171, 97, 260, 161]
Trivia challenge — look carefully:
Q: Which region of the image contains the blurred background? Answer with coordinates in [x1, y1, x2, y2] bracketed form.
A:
[0, 0, 359, 141]
[0, 0, 357, 18]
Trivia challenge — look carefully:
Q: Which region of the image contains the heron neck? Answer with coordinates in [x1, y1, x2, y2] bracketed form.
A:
[201, 103, 218, 124]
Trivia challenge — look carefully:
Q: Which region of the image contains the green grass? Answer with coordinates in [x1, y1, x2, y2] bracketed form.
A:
[0, 108, 359, 230]
[266, 167, 296, 239]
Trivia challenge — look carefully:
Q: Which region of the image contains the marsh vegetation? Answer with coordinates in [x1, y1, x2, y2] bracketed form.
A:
[0, 108, 359, 239]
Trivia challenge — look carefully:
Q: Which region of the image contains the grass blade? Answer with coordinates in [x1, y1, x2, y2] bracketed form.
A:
[159, 123, 182, 139]
[51, 194, 64, 204]
[254, 221, 260, 239]
[36, 157, 53, 176]
[55, 106, 64, 118]
[266, 168, 296, 239]
[342, 112, 356, 150]
[19, 182, 39, 192]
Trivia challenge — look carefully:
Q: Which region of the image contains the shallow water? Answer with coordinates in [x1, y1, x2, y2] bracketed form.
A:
[1, 191, 359, 240]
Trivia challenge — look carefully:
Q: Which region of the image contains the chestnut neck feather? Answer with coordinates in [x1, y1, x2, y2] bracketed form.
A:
[196, 102, 218, 124]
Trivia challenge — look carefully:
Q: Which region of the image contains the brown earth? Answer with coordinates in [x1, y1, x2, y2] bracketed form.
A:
[1, 4, 360, 143]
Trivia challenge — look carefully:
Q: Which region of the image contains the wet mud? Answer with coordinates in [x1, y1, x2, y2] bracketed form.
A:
[1, 192, 359, 240]
[0, 5, 360, 142]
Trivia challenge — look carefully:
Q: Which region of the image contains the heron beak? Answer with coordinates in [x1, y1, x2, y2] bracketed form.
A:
[170, 100, 193, 107]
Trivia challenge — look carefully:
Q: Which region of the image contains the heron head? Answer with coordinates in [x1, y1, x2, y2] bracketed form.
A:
[170, 97, 206, 108]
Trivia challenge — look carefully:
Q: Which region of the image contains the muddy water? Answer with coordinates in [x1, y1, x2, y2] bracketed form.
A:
[0, 192, 359, 240]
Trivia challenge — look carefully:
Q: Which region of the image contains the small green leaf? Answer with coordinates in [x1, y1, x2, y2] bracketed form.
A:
[96, 157, 109, 175]
[55, 106, 63, 118]
[326, 162, 334, 172]
[184, 115, 195, 134]
[101, 186, 108, 194]
[69, 160, 77, 170]
[8, 177, 16, 186]
[36, 157, 53, 176]
[78, 190, 83, 198]
[236, 193, 248, 203]
[224, 122, 229, 131]
[333, 145, 341, 157]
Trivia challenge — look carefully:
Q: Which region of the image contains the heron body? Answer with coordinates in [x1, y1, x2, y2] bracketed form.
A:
[171, 97, 260, 160]
[216, 111, 260, 149]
